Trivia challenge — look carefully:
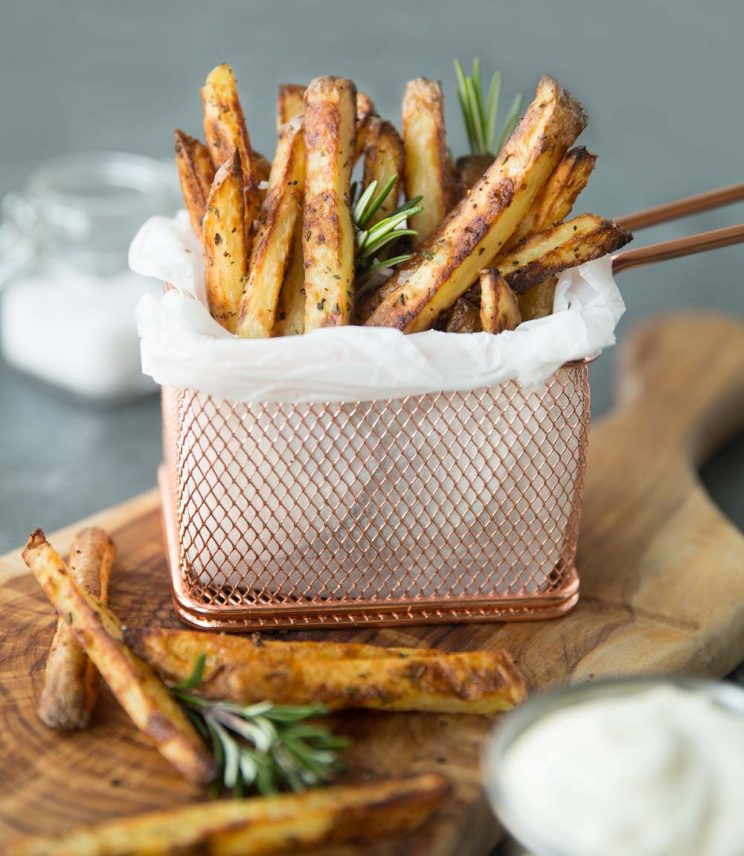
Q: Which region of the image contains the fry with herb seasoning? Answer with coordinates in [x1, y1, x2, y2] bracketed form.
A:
[173, 130, 215, 236]
[22, 530, 214, 786]
[446, 296, 482, 333]
[8, 774, 449, 856]
[36, 527, 115, 730]
[365, 76, 587, 331]
[238, 116, 305, 338]
[273, 224, 306, 336]
[302, 76, 357, 330]
[126, 626, 527, 714]
[402, 78, 455, 244]
[479, 269, 521, 333]
[201, 63, 263, 249]
[276, 82, 306, 130]
[497, 212, 631, 295]
[203, 150, 249, 332]
[362, 117, 405, 226]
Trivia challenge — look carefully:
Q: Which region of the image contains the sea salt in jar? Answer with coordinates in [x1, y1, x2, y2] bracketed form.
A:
[0, 152, 175, 401]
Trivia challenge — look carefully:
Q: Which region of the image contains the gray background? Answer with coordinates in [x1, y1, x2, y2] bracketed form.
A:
[1, 0, 743, 551]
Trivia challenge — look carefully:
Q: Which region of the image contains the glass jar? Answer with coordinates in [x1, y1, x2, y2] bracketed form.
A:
[0, 152, 176, 402]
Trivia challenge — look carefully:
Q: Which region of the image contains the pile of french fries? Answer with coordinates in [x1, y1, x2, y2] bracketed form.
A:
[17, 528, 526, 854]
[176, 65, 630, 339]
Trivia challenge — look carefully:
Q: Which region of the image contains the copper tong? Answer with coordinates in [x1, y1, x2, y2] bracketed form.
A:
[612, 182, 744, 273]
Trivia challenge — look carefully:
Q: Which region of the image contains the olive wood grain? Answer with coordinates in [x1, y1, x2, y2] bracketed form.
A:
[1, 311, 743, 855]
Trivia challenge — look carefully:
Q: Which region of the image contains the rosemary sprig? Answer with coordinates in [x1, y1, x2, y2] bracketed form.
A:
[173, 653, 349, 797]
[352, 177, 423, 288]
[454, 58, 523, 156]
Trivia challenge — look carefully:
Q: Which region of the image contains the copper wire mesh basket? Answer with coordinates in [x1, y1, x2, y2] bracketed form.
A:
[160, 361, 590, 630]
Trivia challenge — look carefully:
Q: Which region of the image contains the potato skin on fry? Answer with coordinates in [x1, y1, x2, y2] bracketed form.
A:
[402, 78, 455, 244]
[37, 527, 115, 730]
[8, 774, 449, 856]
[272, 223, 306, 336]
[201, 63, 262, 248]
[446, 296, 482, 333]
[126, 627, 527, 714]
[363, 117, 405, 226]
[302, 76, 357, 330]
[238, 116, 305, 339]
[366, 76, 587, 332]
[480, 269, 522, 333]
[22, 531, 213, 786]
[203, 150, 249, 333]
[456, 153, 495, 197]
[173, 130, 215, 236]
[498, 212, 632, 294]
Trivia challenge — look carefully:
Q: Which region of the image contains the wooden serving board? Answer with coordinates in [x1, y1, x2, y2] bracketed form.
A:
[2, 312, 744, 855]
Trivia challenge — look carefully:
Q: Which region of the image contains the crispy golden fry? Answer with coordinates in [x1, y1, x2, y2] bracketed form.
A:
[456, 153, 495, 196]
[353, 90, 377, 160]
[278, 84, 375, 161]
[276, 83, 306, 130]
[446, 296, 481, 333]
[365, 76, 587, 332]
[174, 130, 215, 236]
[126, 627, 527, 714]
[479, 269, 522, 333]
[36, 527, 115, 730]
[302, 76, 357, 330]
[273, 224, 306, 336]
[402, 78, 455, 244]
[203, 151, 249, 332]
[504, 145, 597, 250]
[201, 63, 262, 247]
[501, 146, 596, 320]
[22, 531, 213, 785]
[238, 117, 305, 338]
[8, 774, 448, 856]
[363, 117, 405, 225]
[498, 212, 632, 294]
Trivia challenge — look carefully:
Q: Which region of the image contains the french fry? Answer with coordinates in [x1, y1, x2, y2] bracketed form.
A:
[126, 627, 527, 714]
[238, 117, 305, 338]
[203, 150, 249, 332]
[501, 146, 596, 320]
[173, 130, 215, 236]
[364, 76, 587, 332]
[272, 224, 306, 336]
[354, 89, 377, 160]
[456, 153, 495, 196]
[278, 83, 375, 161]
[402, 78, 455, 244]
[479, 269, 521, 333]
[446, 296, 481, 333]
[302, 76, 357, 330]
[276, 83, 306, 130]
[22, 531, 213, 785]
[363, 117, 405, 225]
[255, 151, 272, 185]
[201, 63, 262, 248]
[36, 528, 115, 730]
[8, 774, 449, 856]
[497, 212, 631, 295]
[503, 145, 597, 250]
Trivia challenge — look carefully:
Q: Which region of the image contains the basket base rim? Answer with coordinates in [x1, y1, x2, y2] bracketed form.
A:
[158, 465, 581, 631]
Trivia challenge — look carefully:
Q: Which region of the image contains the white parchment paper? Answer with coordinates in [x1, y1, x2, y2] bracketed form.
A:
[130, 211, 624, 403]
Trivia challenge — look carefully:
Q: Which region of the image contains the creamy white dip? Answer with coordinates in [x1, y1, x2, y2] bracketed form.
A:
[497, 686, 744, 856]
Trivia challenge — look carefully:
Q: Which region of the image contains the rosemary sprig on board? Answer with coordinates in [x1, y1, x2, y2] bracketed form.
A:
[173, 653, 349, 796]
[352, 176, 423, 284]
[454, 58, 523, 156]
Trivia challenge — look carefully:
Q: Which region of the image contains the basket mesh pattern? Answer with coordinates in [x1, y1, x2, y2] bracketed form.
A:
[161, 364, 589, 629]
